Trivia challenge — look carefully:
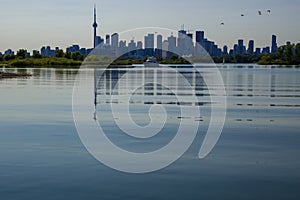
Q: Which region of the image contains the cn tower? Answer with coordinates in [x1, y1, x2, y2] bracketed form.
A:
[92, 4, 98, 48]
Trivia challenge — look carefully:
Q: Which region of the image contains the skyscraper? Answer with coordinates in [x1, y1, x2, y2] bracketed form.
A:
[195, 31, 204, 55]
[162, 40, 169, 59]
[106, 34, 110, 46]
[223, 45, 228, 55]
[128, 40, 137, 52]
[271, 35, 278, 53]
[157, 34, 163, 50]
[144, 33, 154, 56]
[156, 34, 163, 57]
[111, 33, 119, 56]
[247, 40, 254, 54]
[167, 35, 176, 53]
[195, 31, 204, 44]
[177, 30, 187, 56]
[237, 39, 244, 54]
[92, 5, 98, 48]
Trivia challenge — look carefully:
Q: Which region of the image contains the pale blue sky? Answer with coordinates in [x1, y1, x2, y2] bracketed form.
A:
[1, 0, 299, 52]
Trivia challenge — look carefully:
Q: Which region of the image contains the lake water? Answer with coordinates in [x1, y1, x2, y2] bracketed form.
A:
[0, 65, 300, 200]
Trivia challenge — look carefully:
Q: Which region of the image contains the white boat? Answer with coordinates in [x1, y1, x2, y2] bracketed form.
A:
[144, 57, 159, 67]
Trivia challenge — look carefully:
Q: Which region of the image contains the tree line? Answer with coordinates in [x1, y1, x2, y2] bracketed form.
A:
[213, 43, 300, 65]
[0, 49, 84, 62]
[1, 43, 300, 65]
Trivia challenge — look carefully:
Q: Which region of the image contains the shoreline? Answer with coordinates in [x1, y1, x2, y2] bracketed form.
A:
[0, 71, 32, 79]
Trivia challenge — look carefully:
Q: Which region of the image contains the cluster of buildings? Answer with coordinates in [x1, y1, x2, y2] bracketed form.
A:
[91, 29, 224, 58]
[0, 32, 282, 60]
[76, 5, 282, 59]
[223, 35, 278, 56]
[0, 5, 289, 59]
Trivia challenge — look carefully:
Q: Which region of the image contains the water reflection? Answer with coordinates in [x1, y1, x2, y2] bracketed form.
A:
[95, 68, 209, 107]
[93, 66, 300, 126]
[221, 67, 300, 108]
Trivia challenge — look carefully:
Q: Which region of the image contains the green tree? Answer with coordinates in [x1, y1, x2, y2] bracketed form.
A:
[55, 49, 65, 58]
[65, 50, 72, 59]
[258, 54, 272, 65]
[16, 49, 27, 59]
[4, 54, 16, 61]
[71, 52, 84, 61]
[284, 44, 294, 64]
[170, 54, 179, 60]
[295, 43, 300, 63]
[32, 50, 42, 59]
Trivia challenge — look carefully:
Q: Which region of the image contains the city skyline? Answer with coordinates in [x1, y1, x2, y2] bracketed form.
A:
[1, 0, 300, 53]
[0, 5, 286, 58]
[0, 28, 280, 59]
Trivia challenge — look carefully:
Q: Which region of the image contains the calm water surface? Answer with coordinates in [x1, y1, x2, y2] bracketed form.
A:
[0, 65, 300, 200]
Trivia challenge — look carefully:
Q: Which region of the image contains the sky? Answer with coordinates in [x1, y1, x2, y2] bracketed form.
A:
[1, 0, 300, 53]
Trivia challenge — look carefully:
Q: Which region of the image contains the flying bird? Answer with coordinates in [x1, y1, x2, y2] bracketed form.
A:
[258, 11, 262, 15]
[220, 22, 224, 25]
[241, 14, 245, 17]
[267, 9, 271, 13]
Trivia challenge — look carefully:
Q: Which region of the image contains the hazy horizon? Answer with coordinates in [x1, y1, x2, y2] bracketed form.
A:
[1, 0, 300, 53]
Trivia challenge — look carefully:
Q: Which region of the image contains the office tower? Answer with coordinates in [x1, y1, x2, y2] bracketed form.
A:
[144, 33, 154, 56]
[157, 34, 163, 49]
[111, 33, 119, 56]
[217, 48, 223, 57]
[195, 31, 204, 44]
[79, 48, 87, 55]
[212, 44, 218, 56]
[195, 31, 204, 54]
[128, 40, 137, 52]
[262, 47, 270, 54]
[144, 34, 154, 49]
[255, 48, 261, 55]
[167, 35, 176, 53]
[117, 40, 127, 56]
[162, 40, 169, 59]
[95, 36, 103, 46]
[40, 47, 46, 57]
[178, 30, 187, 37]
[66, 44, 80, 53]
[111, 33, 119, 49]
[204, 40, 214, 55]
[137, 41, 143, 49]
[136, 41, 143, 57]
[247, 40, 254, 54]
[186, 33, 194, 55]
[177, 30, 187, 56]
[223, 45, 228, 55]
[237, 39, 244, 54]
[233, 44, 238, 55]
[156, 34, 163, 57]
[92, 4, 98, 48]
[271, 35, 278, 53]
[106, 34, 110, 46]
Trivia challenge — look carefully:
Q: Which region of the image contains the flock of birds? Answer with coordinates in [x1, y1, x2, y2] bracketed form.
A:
[220, 9, 272, 26]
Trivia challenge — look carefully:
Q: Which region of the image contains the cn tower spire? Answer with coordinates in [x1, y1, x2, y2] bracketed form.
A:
[93, 4, 98, 48]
